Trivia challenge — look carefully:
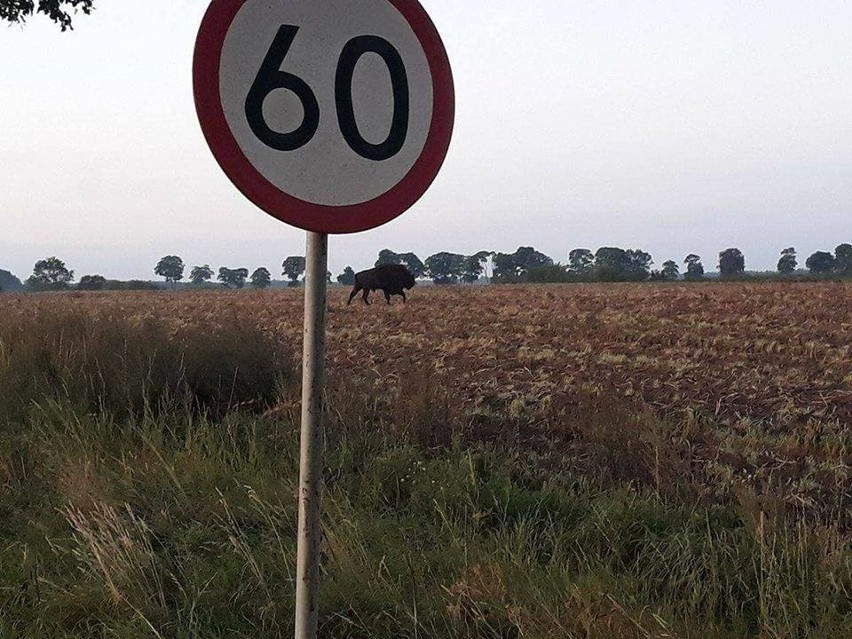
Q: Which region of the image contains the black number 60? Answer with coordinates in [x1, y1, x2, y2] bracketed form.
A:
[245, 25, 410, 162]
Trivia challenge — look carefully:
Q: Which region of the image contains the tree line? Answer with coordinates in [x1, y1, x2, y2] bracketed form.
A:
[342, 244, 852, 285]
[0, 255, 316, 292]
[1, 243, 850, 293]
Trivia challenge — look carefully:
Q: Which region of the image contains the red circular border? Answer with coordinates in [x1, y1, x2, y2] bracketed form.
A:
[193, 0, 455, 234]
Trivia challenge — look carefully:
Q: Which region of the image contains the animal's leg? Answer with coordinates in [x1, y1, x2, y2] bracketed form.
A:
[401, 291, 407, 303]
[362, 288, 370, 305]
[384, 291, 392, 305]
[347, 284, 362, 306]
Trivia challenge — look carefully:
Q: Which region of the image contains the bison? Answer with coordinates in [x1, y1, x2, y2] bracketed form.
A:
[347, 264, 416, 305]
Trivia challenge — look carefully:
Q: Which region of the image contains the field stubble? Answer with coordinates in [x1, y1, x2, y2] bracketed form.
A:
[0, 282, 850, 638]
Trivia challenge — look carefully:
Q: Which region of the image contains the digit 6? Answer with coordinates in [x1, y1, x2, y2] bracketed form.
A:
[244, 25, 320, 152]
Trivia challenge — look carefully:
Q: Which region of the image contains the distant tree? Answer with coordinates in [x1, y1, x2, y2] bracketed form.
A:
[27, 257, 74, 290]
[777, 247, 797, 274]
[218, 267, 249, 289]
[106, 280, 159, 292]
[492, 252, 519, 283]
[190, 265, 214, 286]
[425, 252, 465, 284]
[718, 248, 745, 278]
[594, 247, 630, 281]
[834, 243, 852, 275]
[337, 266, 356, 286]
[625, 249, 653, 280]
[375, 249, 402, 267]
[154, 255, 185, 285]
[661, 260, 679, 280]
[592, 247, 652, 282]
[568, 249, 595, 276]
[493, 247, 553, 283]
[78, 274, 106, 290]
[459, 251, 491, 283]
[684, 254, 704, 281]
[515, 247, 553, 273]
[0, 269, 23, 292]
[375, 250, 424, 278]
[526, 264, 570, 283]
[251, 267, 272, 289]
[282, 256, 306, 287]
[0, 0, 93, 30]
[400, 253, 425, 278]
[805, 251, 835, 274]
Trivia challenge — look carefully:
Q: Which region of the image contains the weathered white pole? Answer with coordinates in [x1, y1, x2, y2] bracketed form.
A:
[295, 231, 328, 639]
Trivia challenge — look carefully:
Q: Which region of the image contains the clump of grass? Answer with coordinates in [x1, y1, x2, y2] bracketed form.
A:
[63, 502, 170, 616]
[2, 397, 850, 638]
[0, 306, 292, 421]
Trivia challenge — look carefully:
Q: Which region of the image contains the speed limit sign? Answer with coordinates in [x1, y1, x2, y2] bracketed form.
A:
[193, 0, 455, 234]
[194, 3, 453, 635]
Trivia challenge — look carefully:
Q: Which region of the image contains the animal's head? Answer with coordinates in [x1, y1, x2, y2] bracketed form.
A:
[404, 270, 416, 289]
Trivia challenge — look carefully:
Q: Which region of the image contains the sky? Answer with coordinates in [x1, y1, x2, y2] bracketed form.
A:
[1, 0, 850, 280]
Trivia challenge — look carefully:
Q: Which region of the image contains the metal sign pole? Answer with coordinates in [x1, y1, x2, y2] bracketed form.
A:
[195, 2, 452, 628]
[295, 231, 328, 639]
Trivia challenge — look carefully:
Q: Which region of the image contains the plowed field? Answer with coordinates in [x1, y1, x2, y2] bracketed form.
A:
[7, 281, 848, 426]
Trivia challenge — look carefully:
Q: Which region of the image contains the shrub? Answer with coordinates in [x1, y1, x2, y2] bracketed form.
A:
[0, 306, 292, 421]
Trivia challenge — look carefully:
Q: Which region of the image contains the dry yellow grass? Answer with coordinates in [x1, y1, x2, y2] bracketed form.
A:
[4, 281, 849, 425]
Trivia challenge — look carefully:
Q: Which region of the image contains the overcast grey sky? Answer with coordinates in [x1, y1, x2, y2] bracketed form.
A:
[2, 0, 850, 280]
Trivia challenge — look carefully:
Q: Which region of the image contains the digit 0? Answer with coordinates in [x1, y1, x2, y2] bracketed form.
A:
[336, 35, 410, 161]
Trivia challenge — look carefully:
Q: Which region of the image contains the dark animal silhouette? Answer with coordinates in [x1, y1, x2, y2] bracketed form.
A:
[348, 264, 416, 305]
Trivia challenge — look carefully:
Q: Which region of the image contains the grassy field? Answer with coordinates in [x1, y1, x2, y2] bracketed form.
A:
[1, 282, 850, 638]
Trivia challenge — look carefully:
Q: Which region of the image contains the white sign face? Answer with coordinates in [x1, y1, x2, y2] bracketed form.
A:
[221, 0, 432, 207]
[194, 0, 455, 234]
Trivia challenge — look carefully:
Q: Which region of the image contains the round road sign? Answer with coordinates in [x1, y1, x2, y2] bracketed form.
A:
[193, 0, 455, 234]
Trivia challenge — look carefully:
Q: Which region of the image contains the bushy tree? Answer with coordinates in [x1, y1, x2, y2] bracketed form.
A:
[718, 248, 745, 278]
[806, 251, 835, 274]
[777, 247, 797, 274]
[337, 266, 356, 286]
[282, 256, 306, 287]
[684, 254, 704, 281]
[493, 247, 553, 283]
[375, 249, 401, 267]
[515, 246, 553, 273]
[400, 253, 425, 278]
[190, 265, 214, 286]
[218, 267, 249, 289]
[425, 252, 465, 284]
[78, 274, 106, 290]
[375, 250, 424, 278]
[0, 269, 23, 292]
[526, 264, 570, 283]
[594, 247, 623, 281]
[835, 243, 852, 275]
[460, 251, 491, 283]
[251, 267, 272, 289]
[594, 247, 651, 281]
[0, 0, 93, 30]
[155, 255, 184, 284]
[492, 252, 519, 283]
[626, 249, 653, 280]
[661, 260, 679, 280]
[568, 249, 594, 276]
[27, 257, 74, 290]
